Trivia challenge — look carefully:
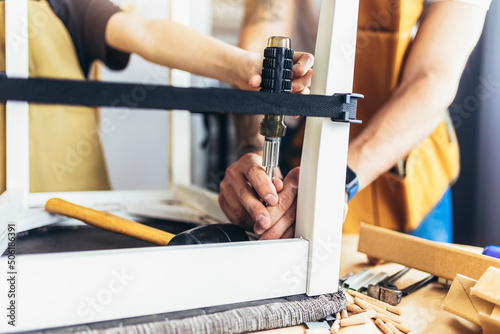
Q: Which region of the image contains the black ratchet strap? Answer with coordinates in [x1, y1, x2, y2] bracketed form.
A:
[0, 76, 362, 122]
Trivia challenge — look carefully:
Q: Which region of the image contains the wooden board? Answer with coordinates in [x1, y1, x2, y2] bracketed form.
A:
[357, 224, 500, 280]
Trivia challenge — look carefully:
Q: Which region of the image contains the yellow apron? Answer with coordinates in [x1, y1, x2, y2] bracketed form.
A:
[0, 0, 111, 193]
[285, 0, 460, 233]
[346, 0, 460, 233]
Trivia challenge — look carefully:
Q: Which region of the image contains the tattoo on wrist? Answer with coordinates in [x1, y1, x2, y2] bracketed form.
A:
[243, 0, 283, 26]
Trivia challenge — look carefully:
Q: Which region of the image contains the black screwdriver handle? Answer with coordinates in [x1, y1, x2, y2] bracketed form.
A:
[260, 46, 294, 93]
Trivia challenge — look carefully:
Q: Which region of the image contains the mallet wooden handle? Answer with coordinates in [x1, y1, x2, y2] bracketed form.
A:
[45, 198, 175, 245]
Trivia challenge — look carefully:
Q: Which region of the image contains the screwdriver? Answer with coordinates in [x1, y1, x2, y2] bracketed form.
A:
[259, 36, 294, 180]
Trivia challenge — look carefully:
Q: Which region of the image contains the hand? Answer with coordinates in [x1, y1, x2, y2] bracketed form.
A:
[291, 52, 314, 94]
[260, 172, 349, 239]
[260, 173, 349, 240]
[218, 153, 284, 231]
[231, 51, 263, 91]
[259, 167, 300, 240]
[231, 51, 314, 93]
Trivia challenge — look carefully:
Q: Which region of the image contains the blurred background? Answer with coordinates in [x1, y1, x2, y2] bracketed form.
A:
[100, 0, 499, 246]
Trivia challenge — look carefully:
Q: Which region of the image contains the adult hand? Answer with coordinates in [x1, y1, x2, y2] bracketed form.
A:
[259, 167, 300, 239]
[260, 174, 350, 239]
[219, 153, 283, 232]
[231, 51, 314, 93]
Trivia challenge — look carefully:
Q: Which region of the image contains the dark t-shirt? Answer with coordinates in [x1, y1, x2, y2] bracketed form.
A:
[47, 0, 130, 76]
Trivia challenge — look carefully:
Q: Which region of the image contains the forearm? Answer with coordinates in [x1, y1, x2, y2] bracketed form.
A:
[347, 71, 456, 189]
[106, 13, 253, 86]
[141, 20, 246, 84]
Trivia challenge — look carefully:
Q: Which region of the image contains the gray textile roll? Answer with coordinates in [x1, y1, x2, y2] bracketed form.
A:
[78, 291, 346, 334]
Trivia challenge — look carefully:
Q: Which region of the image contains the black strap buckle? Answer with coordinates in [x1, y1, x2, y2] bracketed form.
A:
[331, 93, 363, 124]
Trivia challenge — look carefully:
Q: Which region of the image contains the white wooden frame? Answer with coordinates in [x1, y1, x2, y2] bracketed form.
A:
[296, 0, 360, 295]
[0, 0, 360, 331]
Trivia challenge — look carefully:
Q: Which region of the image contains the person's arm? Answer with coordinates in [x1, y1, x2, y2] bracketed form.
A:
[235, 0, 307, 155]
[221, 0, 488, 239]
[218, 0, 312, 234]
[347, 1, 487, 190]
[105, 12, 262, 90]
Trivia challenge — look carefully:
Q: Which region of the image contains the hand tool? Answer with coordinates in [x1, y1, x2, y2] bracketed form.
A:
[45, 198, 248, 246]
[341, 269, 389, 292]
[342, 269, 370, 289]
[367, 267, 438, 305]
[359, 272, 389, 292]
[339, 272, 354, 285]
[259, 36, 294, 180]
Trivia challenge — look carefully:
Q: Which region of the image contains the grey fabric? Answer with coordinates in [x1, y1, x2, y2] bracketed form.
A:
[76, 291, 346, 334]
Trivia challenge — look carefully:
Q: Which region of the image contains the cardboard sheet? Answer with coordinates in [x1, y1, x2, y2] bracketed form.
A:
[443, 270, 500, 334]
[442, 274, 480, 325]
[471, 266, 500, 305]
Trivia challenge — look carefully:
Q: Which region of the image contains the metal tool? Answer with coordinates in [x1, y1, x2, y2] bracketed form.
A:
[342, 269, 370, 289]
[45, 198, 249, 246]
[339, 272, 354, 285]
[259, 36, 294, 180]
[367, 267, 438, 305]
[359, 272, 388, 292]
[341, 269, 388, 292]
[348, 272, 375, 291]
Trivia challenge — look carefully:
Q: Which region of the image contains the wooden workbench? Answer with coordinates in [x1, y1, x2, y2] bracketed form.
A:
[260, 234, 481, 334]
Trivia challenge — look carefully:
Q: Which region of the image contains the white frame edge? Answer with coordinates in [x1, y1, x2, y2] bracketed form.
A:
[296, 0, 360, 295]
[168, 0, 192, 187]
[0, 239, 309, 332]
[5, 0, 29, 206]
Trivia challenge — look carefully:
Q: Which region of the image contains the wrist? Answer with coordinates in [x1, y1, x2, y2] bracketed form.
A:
[232, 50, 262, 90]
[225, 48, 244, 86]
[239, 145, 263, 157]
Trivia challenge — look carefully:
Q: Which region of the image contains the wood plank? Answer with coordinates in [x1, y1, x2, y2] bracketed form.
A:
[358, 224, 500, 280]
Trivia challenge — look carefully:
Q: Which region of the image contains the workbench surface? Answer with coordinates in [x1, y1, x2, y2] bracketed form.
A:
[260, 234, 481, 334]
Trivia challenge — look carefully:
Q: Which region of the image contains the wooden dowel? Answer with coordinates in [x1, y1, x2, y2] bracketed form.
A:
[340, 316, 367, 327]
[347, 289, 402, 315]
[345, 291, 355, 304]
[341, 309, 349, 319]
[349, 309, 376, 320]
[386, 321, 403, 334]
[374, 312, 402, 325]
[346, 304, 363, 313]
[354, 298, 400, 321]
[375, 319, 393, 334]
[354, 297, 375, 311]
[330, 314, 341, 334]
[45, 198, 175, 245]
[374, 314, 409, 332]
